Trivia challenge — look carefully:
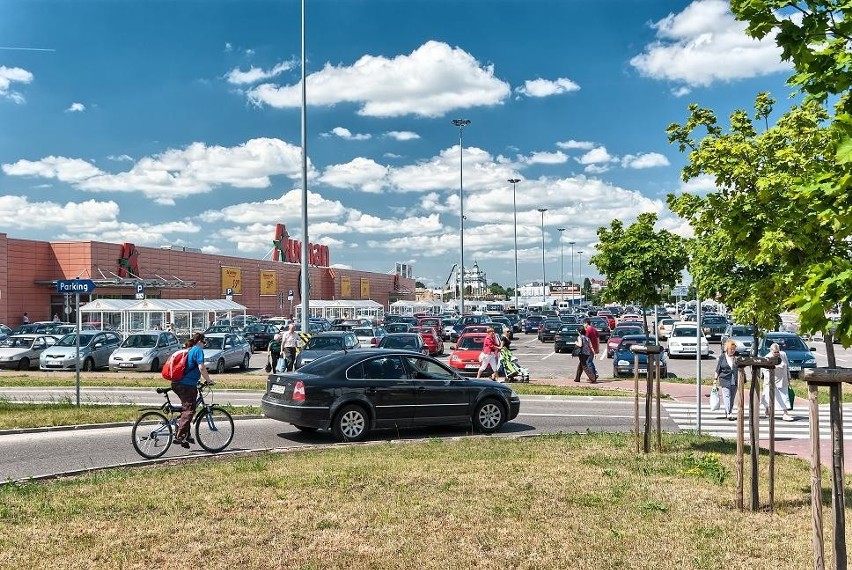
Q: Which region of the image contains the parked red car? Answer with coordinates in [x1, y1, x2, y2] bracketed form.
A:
[410, 326, 444, 356]
[448, 333, 487, 375]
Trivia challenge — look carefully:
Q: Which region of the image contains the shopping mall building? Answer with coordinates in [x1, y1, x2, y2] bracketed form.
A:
[0, 225, 414, 328]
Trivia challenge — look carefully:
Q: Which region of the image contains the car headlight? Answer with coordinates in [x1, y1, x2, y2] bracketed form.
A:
[669, 341, 681, 348]
[449, 355, 460, 363]
[617, 359, 629, 366]
[509, 389, 519, 399]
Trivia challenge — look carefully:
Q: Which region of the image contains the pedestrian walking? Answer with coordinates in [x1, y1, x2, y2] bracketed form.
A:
[714, 340, 739, 420]
[476, 327, 501, 381]
[762, 342, 794, 421]
[573, 326, 597, 383]
[52, 313, 60, 323]
[268, 333, 283, 373]
[281, 324, 300, 372]
[22, 312, 29, 325]
[583, 318, 600, 379]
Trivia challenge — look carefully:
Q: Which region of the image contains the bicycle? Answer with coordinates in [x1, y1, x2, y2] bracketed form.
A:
[131, 381, 235, 459]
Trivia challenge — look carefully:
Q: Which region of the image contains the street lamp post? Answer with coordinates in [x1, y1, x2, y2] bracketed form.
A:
[557, 228, 566, 302]
[537, 208, 548, 304]
[508, 178, 520, 310]
[569, 241, 575, 303]
[452, 118, 470, 315]
[577, 250, 584, 303]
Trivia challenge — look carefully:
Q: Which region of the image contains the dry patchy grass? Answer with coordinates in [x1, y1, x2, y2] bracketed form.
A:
[0, 433, 847, 569]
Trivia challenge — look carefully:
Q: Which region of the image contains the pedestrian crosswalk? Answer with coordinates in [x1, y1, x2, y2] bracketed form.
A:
[662, 402, 852, 440]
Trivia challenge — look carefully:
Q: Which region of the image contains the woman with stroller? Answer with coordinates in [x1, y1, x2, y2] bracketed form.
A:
[476, 327, 503, 381]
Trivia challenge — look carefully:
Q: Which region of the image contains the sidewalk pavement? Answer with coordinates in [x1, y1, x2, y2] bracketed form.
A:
[536, 376, 852, 474]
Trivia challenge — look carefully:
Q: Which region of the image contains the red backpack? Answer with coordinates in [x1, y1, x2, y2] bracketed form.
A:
[162, 349, 189, 381]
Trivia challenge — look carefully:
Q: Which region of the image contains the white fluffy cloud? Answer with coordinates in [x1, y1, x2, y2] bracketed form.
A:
[226, 61, 295, 85]
[319, 157, 388, 193]
[556, 140, 595, 150]
[675, 173, 718, 195]
[246, 41, 511, 117]
[324, 127, 371, 141]
[386, 131, 420, 141]
[65, 102, 86, 112]
[520, 151, 568, 165]
[0, 66, 33, 103]
[621, 152, 670, 169]
[578, 146, 615, 165]
[515, 77, 580, 98]
[2, 138, 311, 205]
[630, 0, 789, 87]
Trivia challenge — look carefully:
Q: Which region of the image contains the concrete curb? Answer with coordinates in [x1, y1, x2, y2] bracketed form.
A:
[0, 414, 266, 436]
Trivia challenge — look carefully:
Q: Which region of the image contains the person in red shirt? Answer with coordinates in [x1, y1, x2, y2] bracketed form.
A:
[583, 318, 600, 380]
[476, 327, 502, 381]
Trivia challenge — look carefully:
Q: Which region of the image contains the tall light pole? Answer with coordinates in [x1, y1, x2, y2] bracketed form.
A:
[569, 241, 575, 304]
[452, 119, 470, 315]
[299, 0, 310, 333]
[577, 250, 584, 303]
[508, 178, 520, 309]
[537, 208, 548, 303]
[557, 228, 566, 302]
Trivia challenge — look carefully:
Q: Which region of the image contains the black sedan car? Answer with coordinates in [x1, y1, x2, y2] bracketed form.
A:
[243, 323, 279, 351]
[537, 318, 563, 342]
[377, 332, 429, 355]
[554, 325, 580, 353]
[261, 350, 521, 442]
[612, 334, 667, 378]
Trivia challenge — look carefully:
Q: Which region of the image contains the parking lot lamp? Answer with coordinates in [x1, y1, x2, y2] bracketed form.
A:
[508, 178, 521, 309]
[577, 251, 584, 302]
[537, 208, 548, 303]
[452, 119, 471, 315]
[569, 241, 575, 303]
[557, 228, 566, 302]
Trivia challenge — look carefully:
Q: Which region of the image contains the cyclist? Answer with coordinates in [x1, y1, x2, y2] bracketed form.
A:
[173, 332, 214, 448]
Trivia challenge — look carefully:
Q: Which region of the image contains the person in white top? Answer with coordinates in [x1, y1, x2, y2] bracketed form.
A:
[762, 342, 794, 421]
[281, 324, 300, 372]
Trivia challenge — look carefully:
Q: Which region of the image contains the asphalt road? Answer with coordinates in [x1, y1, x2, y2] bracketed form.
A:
[0, 396, 665, 482]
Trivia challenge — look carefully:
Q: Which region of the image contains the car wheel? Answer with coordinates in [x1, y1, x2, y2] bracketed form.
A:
[240, 353, 249, 370]
[82, 358, 95, 372]
[17, 357, 29, 371]
[150, 358, 160, 372]
[473, 399, 504, 434]
[294, 425, 318, 433]
[215, 359, 226, 374]
[332, 404, 369, 442]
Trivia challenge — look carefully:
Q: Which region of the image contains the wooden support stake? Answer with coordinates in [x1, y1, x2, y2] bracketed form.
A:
[809, 383, 825, 570]
[750, 366, 760, 511]
[736, 368, 746, 511]
[655, 354, 661, 452]
[828, 384, 847, 570]
[634, 354, 640, 454]
[768, 368, 776, 512]
[644, 360, 652, 454]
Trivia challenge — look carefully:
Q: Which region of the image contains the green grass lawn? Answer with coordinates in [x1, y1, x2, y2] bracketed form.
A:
[0, 433, 846, 569]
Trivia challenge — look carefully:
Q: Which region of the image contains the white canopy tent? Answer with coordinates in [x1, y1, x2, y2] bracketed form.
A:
[388, 300, 448, 316]
[294, 300, 384, 322]
[80, 299, 246, 336]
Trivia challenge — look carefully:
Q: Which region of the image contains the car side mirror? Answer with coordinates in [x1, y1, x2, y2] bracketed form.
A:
[811, 346, 816, 351]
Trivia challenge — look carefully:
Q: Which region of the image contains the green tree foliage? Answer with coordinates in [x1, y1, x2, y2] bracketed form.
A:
[489, 282, 507, 297]
[591, 213, 688, 335]
[415, 281, 426, 289]
[666, 93, 852, 343]
[731, 0, 852, 109]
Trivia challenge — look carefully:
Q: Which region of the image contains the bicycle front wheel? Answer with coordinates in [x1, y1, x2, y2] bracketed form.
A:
[194, 406, 234, 452]
[132, 411, 173, 459]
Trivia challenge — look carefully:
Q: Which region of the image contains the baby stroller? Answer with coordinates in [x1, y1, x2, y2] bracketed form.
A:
[499, 346, 529, 382]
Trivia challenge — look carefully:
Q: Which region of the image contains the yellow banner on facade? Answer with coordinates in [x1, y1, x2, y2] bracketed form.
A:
[260, 270, 277, 296]
[341, 276, 351, 298]
[221, 266, 242, 295]
[360, 278, 370, 299]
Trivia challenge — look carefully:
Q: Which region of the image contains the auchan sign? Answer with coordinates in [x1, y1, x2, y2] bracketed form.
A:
[272, 224, 330, 267]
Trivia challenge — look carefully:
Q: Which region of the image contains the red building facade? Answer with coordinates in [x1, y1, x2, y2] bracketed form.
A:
[0, 233, 414, 328]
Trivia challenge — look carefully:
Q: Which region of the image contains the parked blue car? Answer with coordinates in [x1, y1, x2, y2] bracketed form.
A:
[612, 334, 667, 378]
[758, 332, 816, 378]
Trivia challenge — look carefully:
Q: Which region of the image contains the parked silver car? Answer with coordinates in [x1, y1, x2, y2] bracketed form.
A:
[39, 331, 123, 371]
[0, 334, 58, 370]
[109, 330, 182, 372]
[201, 333, 252, 373]
[720, 324, 757, 356]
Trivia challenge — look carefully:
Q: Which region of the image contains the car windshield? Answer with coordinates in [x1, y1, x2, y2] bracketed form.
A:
[56, 333, 97, 347]
[244, 324, 264, 333]
[671, 327, 698, 337]
[613, 327, 642, 337]
[121, 334, 158, 348]
[731, 326, 755, 336]
[704, 316, 727, 324]
[769, 336, 808, 351]
[380, 336, 417, 349]
[544, 320, 561, 327]
[0, 337, 33, 348]
[457, 336, 484, 350]
[353, 328, 373, 337]
[307, 336, 344, 350]
[204, 337, 224, 350]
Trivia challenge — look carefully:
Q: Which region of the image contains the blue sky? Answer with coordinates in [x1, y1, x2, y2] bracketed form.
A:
[0, 0, 795, 288]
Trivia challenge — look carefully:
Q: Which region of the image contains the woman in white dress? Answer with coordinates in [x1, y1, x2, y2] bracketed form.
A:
[762, 342, 794, 421]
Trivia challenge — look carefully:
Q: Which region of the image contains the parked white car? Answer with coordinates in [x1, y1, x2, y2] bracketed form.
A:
[666, 323, 710, 358]
[0, 334, 57, 370]
[109, 330, 182, 372]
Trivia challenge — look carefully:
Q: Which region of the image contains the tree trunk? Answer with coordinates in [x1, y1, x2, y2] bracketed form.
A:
[824, 329, 837, 369]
